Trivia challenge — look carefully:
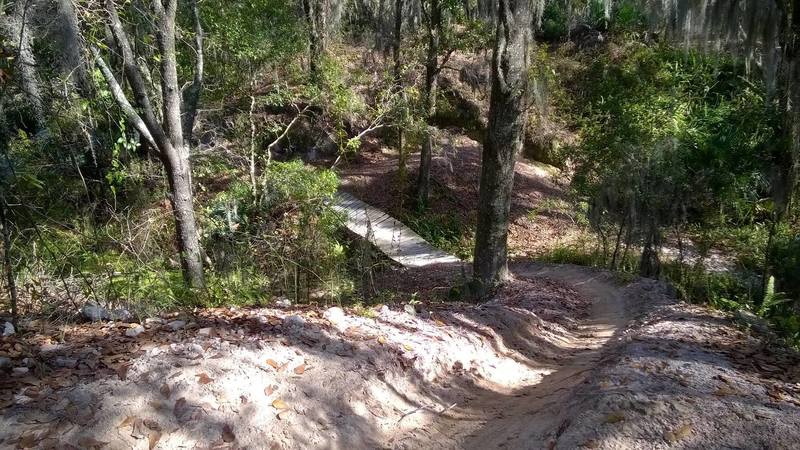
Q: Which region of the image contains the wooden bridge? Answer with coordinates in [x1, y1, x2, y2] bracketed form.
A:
[333, 191, 462, 268]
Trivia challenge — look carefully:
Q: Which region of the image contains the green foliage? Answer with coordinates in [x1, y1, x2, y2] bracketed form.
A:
[404, 212, 474, 260]
[195, 0, 306, 97]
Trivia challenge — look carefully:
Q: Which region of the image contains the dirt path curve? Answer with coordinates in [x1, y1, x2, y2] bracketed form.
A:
[409, 263, 632, 449]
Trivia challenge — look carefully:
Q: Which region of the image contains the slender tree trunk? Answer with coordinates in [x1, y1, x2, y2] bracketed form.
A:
[304, 0, 327, 82]
[154, 0, 204, 288]
[393, 0, 403, 80]
[97, 0, 205, 288]
[472, 0, 531, 296]
[0, 197, 18, 326]
[164, 152, 205, 288]
[393, 0, 407, 203]
[181, 0, 204, 142]
[416, 0, 442, 207]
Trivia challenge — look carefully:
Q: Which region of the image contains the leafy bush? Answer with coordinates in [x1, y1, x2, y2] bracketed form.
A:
[404, 213, 474, 260]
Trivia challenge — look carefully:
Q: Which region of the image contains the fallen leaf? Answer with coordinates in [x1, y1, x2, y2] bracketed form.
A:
[76, 436, 108, 449]
[434, 320, 446, 327]
[222, 424, 236, 443]
[159, 383, 171, 398]
[196, 373, 213, 385]
[664, 423, 693, 443]
[293, 363, 306, 375]
[277, 410, 292, 420]
[17, 432, 39, 449]
[143, 419, 161, 431]
[272, 398, 289, 410]
[148, 431, 162, 450]
[278, 362, 289, 372]
[377, 336, 386, 345]
[117, 363, 131, 381]
[131, 419, 148, 439]
[266, 359, 281, 369]
[117, 416, 136, 429]
[605, 412, 625, 424]
[403, 343, 413, 351]
[714, 386, 736, 397]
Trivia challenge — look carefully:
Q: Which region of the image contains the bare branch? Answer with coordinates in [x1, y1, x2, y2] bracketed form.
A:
[91, 46, 156, 149]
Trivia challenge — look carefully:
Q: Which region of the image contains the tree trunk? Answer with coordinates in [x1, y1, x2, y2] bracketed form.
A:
[164, 152, 205, 289]
[0, 0, 46, 132]
[154, 0, 204, 288]
[181, 0, 204, 142]
[639, 220, 661, 278]
[416, 0, 442, 207]
[304, 0, 327, 82]
[97, 0, 205, 289]
[55, 0, 91, 95]
[472, 0, 531, 296]
[0, 197, 18, 326]
[393, 0, 407, 202]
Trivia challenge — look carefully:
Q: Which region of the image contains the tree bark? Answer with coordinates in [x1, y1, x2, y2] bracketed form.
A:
[0, 197, 18, 326]
[98, 0, 205, 289]
[55, 0, 91, 95]
[472, 0, 531, 296]
[0, 0, 46, 132]
[303, 0, 327, 82]
[416, 0, 442, 207]
[181, 0, 204, 142]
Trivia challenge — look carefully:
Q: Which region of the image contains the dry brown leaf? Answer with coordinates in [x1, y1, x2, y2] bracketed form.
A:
[131, 419, 148, 439]
[117, 363, 132, 381]
[143, 419, 162, 431]
[272, 398, 289, 410]
[148, 431, 162, 450]
[159, 383, 171, 399]
[664, 423, 693, 443]
[117, 416, 136, 429]
[377, 336, 386, 345]
[277, 410, 292, 420]
[196, 373, 213, 385]
[434, 320, 446, 327]
[222, 424, 236, 443]
[714, 386, 736, 397]
[76, 436, 109, 449]
[17, 432, 39, 449]
[293, 363, 306, 375]
[266, 359, 281, 369]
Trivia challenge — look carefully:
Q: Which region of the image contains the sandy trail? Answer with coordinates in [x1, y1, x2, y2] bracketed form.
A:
[403, 263, 632, 449]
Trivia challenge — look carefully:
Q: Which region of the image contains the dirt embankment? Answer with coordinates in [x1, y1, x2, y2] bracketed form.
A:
[2, 264, 798, 449]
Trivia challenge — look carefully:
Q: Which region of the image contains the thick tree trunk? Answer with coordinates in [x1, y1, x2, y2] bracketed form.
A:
[55, 0, 91, 95]
[416, 0, 442, 207]
[0, 0, 46, 132]
[472, 0, 531, 296]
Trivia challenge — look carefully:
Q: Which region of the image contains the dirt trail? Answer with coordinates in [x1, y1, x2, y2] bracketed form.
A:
[399, 263, 632, 449]
[3, 263, 799, 449]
